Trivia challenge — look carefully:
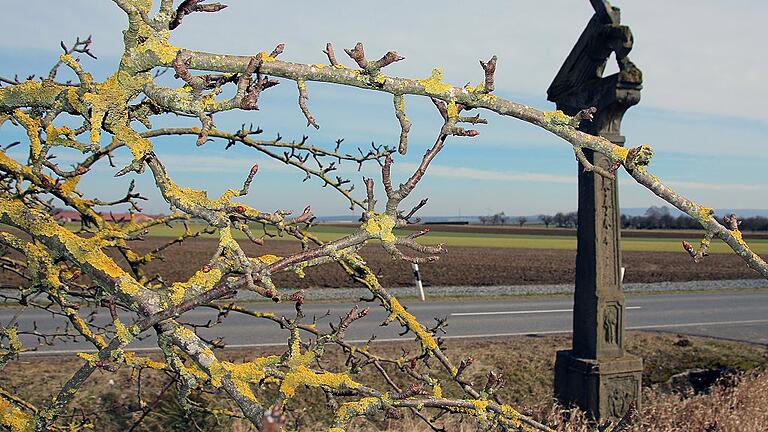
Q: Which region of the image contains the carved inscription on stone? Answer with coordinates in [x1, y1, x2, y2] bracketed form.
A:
[596, 154, 619, 287]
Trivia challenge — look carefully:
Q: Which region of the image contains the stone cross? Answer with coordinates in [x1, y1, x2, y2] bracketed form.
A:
[548, 0, 643, 420]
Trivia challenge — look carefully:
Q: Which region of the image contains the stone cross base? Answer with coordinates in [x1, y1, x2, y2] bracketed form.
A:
[554, 350, 643, 420]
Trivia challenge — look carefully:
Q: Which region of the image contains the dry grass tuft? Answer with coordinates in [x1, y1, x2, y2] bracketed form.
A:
[359, 372, 768, 431]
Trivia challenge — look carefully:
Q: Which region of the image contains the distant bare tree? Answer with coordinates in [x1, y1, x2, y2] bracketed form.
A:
[518, 216, 528, 227]
[542, 215, 554, 228]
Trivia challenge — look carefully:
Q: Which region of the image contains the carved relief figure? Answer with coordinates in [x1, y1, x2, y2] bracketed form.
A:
[609, 386, 628, 417]
[604, 305, 618, 345]
[608, 376, 638, 418]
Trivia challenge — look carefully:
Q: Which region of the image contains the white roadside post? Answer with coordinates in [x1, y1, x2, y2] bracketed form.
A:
[412, 263, 425, 301]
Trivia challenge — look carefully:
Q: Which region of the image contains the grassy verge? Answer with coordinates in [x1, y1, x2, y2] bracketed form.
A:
[2, 331, 765, 431]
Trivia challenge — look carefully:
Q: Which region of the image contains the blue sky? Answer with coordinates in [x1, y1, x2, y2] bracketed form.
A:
[1, 1, 766, 217]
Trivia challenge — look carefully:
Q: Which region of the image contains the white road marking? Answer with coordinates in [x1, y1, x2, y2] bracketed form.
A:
[628, 318, 768, 330]
[451, 306, 642, 317]
[19, 318, 768, 357]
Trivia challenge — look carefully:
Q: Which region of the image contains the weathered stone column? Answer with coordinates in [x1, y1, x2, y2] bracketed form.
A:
[548, 0, 643, 420]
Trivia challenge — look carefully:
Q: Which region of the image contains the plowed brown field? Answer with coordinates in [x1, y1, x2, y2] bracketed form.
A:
[128, 237, 759, 289]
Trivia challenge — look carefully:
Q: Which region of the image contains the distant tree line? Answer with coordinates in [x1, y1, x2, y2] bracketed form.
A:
[479, 212, 509, 225]
[536, 206, 768, 231]
[619, 206, 768, 231]
[540, 212, 578, 228]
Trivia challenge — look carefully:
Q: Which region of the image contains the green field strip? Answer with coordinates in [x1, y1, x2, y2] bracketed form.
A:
[137, 223, 768, 254]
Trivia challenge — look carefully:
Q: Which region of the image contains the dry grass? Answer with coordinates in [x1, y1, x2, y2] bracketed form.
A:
[2, 332, 765, 431]
[367, 372, 768, 432]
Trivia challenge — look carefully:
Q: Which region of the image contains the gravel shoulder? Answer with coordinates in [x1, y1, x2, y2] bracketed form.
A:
[234, 278, 768, 301]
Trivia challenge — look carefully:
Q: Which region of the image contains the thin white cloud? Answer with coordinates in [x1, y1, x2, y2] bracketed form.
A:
[395, 163, 574, 184]
[393, 162, 768, 194]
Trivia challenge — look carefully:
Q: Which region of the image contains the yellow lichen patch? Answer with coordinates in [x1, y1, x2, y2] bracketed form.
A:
[117, 278, 140, 296]
[418, 69, 454, 95]
[135, 32, 179, 64]
[360, 269, 380, 289]
[57, 176, 82, 196]
[542, 110, 571, 127]
[479, 93, 497, 103]
[58, 54, 93, 86]
[65, 87, 85, 113]
[169, 267, 224, 301]
[77, 352, 99, 365]
[335, 397, 381, 424]
[173, 325, 198, 344]
[232, 379, 257, 401]
[218, 226, 239, 250]
[432, 383, 442, 398]
[499, 404, 524, 428]
[178, 362, 209, 381]
[362, 213, 396, 242]
[280, 365, 360, 398]
[257, 254, 281, 265]
[223, 356, 280, 381]
[12, 110, 42, 161]
[611, 145, 630, 161]
[162, 179, 215, 211]
[212, 356, 282, 395]
[446, 100, 459, 118]
[258, 51, 276, 62]
[131, 0, 153, 13]
[113, 319, 133, 344]
[0, 152, 33, 177]
[205, 355, 281, 400]
[168, 283, 186, 306]
[0, 233, 61, 289]
[201, 93, 217, 110]
[287, 349, 315, 370]
[464, 82, 486, 93]
[0, 397, 33, 432]
[56, 235, 123, 279]
[6, 328, 22, 352]
[122, 352, 166, 370]
[698, 207, 714, 220]
[0, 198, 146, 299]
[312, 63, 326, 69]
[0, 80, 63, 110]
[386, 298, 438, 351]
[82, 71, 152, 157]
[471, 399, 489, 417]
[294, 262, 308, 278]
[64, 308, 106, 348]
[730, 229, 747, 246]
[115, 122, 153, 161]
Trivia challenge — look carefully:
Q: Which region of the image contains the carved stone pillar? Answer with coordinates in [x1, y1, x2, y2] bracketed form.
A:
[548, 0, 643, 420]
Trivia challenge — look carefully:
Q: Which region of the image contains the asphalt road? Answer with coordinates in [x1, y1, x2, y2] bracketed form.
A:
[5, 290, 767, 355]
